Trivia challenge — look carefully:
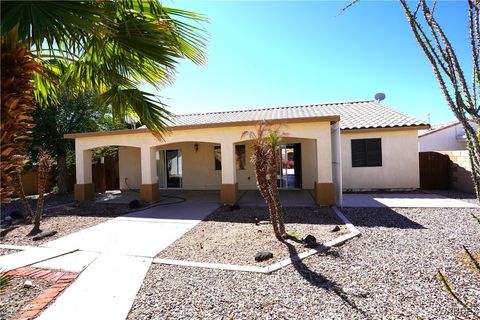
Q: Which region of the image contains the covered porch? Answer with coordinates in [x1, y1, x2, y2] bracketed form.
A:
[66, 119, 342, 206]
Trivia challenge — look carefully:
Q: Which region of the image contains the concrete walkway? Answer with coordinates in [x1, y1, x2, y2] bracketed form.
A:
[342, 193, 479, 208]
[32, 191, 220, 320]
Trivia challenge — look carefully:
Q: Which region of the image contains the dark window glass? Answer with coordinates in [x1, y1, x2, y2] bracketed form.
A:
[351, 138, 382, 167]
[214, 146, 221, 170]
[235, 145, 246, 170]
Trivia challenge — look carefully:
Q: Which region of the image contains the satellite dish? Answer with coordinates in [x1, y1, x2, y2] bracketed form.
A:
[374, 92, 386, 102]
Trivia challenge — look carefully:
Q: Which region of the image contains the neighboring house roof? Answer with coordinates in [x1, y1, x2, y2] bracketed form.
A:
[171, 100, 427, 130]
[65, 100, 428, 138]
[418, 120, 476, 137]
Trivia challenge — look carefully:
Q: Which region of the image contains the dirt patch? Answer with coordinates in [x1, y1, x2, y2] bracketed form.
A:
[1, 202, 129, 246]
[0, 276, 49, 320]
[157, 206, 348, 266]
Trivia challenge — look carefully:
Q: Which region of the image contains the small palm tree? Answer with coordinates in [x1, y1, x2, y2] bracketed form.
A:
[242, 122, 286, 239]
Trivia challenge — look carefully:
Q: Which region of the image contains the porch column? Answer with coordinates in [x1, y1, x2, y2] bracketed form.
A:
[74, 146, 94, 201]
[315, 131, 335, 206]
[140, 146, 159, 203]
[220, 141, 238, 204]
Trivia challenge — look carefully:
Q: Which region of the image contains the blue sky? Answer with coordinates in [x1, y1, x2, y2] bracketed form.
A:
[149, 1, 470, 124]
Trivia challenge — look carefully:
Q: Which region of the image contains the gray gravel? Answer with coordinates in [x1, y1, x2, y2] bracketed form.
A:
[0, 249, 18, 256]
[128, 207, 480, 320]
[0, 276, 49, 320]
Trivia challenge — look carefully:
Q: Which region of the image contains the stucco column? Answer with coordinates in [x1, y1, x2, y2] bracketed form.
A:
[315, 131, 335, 206]
[74, 146, 94, 201]
[140, 146, 159, 203]
[220, 141, 238, 204]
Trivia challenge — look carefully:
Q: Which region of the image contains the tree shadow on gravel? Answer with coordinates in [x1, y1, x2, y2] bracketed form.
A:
[282, 241, 370, 319]
[341, 208, 426, 229]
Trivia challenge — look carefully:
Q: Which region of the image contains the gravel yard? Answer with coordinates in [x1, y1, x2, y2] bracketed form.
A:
[0, 276, 49, 320]
[129, 206, 480, 320]
[158, 206, 348, 266]
[0, 249, 18, 256]
[1, 202, 130, 246]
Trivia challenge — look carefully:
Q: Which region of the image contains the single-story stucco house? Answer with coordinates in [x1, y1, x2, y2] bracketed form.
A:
[65, 100, 428, 206]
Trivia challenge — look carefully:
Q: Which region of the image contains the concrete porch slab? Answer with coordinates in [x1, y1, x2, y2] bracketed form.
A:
[237, 190, 316, 207]
[36, 254, 151, 320]
[342, 193, 479, 208]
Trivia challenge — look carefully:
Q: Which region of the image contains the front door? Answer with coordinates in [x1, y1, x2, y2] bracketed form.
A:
[166, 150, 182, 188]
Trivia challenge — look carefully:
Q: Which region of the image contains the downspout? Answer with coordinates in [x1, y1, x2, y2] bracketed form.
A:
[331, 122, 343, 207]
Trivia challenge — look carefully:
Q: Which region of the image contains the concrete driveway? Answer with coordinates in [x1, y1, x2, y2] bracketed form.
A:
[342, 193, 478, 208]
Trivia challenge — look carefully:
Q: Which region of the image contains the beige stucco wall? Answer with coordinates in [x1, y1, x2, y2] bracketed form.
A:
[119, 146, 141, 189]
[341, 129, 420, 190]
[157, 142, 222, 190]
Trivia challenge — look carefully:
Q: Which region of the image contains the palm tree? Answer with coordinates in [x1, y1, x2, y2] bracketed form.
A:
[242, 122, 286, 239]
[1, 1, 207, 203]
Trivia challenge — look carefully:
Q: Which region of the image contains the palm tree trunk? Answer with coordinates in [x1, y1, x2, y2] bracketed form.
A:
[30, 154, 51, 235]
[256, 165, 282, 238]
[1, 27, 37, 204]
[11, 170, 34, 222]
[56, 152, 68, 194]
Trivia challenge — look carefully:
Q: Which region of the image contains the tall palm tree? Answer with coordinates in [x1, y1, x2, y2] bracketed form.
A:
[1, 1, 207, 203]
[243, 122, 287, 239]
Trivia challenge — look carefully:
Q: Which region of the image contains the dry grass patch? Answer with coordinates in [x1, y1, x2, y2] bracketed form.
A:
[157, 206, 348, 266]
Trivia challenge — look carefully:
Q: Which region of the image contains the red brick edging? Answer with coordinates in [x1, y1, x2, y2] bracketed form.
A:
[6, 267, 79, 320]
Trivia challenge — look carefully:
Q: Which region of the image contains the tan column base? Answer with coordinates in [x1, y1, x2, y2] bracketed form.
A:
[314, 182, 335, 206]
[220, 183, 238, 205]
[74, 184, 95, 201]
[140, 183, 160, 203]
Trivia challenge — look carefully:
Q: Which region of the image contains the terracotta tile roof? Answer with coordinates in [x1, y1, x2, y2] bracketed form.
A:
[170, 100, 427, 130]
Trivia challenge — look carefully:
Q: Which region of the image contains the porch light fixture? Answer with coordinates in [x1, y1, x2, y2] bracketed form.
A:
[194, 143, 199, 152]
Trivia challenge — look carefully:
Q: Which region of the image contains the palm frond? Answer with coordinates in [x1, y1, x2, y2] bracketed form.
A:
[99, 86, 173, 139]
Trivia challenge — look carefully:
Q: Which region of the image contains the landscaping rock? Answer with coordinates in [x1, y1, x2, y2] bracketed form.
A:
[23, 280, 33, 288]
[254, 251, 273, 262]
[129, 200, 142, 210]
[9, 210, 25, 220]
[254, 216, 271, 226]
[330, 225, 340, 232]
[32, 230, 58, 241]
[302, 234, 317, 248]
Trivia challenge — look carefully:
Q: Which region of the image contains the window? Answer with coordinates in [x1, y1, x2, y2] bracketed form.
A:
[235, 145, 246, 170]
[351, 138, 382, 167]
[214, 145, 247, 170]
[214, 146, 221, 170]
